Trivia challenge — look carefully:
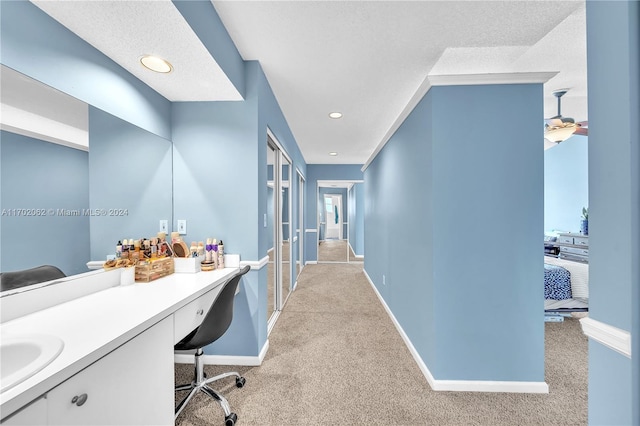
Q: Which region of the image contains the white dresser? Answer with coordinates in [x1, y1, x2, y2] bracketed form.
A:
[556, 232, 589, 263]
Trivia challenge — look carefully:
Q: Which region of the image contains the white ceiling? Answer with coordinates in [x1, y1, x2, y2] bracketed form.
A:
[27, 0, 587, 164]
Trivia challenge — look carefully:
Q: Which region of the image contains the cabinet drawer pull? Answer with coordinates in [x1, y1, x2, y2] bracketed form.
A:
[71, 393, 88, 406]
[196, 309, 204, 316]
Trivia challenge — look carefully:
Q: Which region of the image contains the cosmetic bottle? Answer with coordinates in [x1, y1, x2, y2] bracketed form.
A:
[150, 238, 157, 258]
[212, 239, 219, 268]
[205, 238, 213, 262]
[218, 240, 225, 268]
[122, 239, 129, 259]
[116, 241, 122, 259]
[197, 241, 205, 257]
[190, 242, 198, 258]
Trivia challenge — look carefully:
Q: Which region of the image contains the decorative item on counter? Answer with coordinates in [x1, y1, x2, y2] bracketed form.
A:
[218, 240, 225, 268]
[135, 256, 174, 282]
[116, 241, 122, 259]
[212, 239, 219, 269]
[103, 258, 137, 269]
[171, 231, 181, 243]
[197, 241, 205, 257]
[172, 239, 189, 258]
[189, 242, 198, 258]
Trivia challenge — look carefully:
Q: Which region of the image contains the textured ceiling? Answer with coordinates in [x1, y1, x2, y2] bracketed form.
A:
[26, 0, 587, 164]
[213, 1, 587, 164]
[31, 0, 242, 101]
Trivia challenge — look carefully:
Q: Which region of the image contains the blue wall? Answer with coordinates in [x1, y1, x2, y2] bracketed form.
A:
[89, 107, 173, 260]
[365, 83, 545, 382]
[1, 131, 90, 276]
[171, 61, 306, 357]
[544, 137, 588, 232]
[172, 0, 245, 98]
[0, 0, 171, 140]
[586, 1, 639, 424]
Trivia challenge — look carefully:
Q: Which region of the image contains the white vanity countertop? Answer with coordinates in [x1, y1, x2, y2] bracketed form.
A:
[0, 267, 238, 418]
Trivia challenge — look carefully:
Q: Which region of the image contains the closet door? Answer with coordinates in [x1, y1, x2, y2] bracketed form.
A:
[267, 142, 278, 326]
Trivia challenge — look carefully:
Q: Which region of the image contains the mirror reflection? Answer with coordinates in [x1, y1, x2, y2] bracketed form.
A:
[0, 66, 173, 292]
[266, 143, 276, 322]
[281, 157, 291, 305]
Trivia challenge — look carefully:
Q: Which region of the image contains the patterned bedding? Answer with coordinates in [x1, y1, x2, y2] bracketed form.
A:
[543, 256, 589, 312]
[544, 264, 572, 300]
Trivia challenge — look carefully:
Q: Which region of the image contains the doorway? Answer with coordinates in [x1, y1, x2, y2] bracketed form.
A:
[324, 194, 342, 240]
[317, 180, 364, 263]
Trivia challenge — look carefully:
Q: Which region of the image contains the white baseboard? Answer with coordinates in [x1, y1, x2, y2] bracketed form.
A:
[306, 261, 318, 265]
[362, 269, 549, 394]
[174, 339, 269, 366]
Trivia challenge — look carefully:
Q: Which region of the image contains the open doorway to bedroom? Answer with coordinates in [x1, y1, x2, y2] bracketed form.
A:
[317, 180, 364, 263]
[542, 99, 589, 409]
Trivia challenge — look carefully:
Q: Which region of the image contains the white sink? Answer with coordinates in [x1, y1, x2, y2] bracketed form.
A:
[1, 334, 64, 393]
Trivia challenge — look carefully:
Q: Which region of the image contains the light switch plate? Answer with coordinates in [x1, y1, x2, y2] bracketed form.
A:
[177, 220, 187, 234]
[159, 220, 168, 233]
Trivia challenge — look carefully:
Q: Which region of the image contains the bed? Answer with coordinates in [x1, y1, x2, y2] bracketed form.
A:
[543, 255, 589, 313]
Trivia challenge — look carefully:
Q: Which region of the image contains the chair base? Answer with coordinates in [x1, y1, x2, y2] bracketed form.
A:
[175, 349, 245, 425]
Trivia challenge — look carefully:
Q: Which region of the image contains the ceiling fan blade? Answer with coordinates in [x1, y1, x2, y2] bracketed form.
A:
[545, 118, 564, 128]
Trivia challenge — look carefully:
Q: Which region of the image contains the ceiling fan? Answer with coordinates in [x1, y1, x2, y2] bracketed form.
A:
[544, 90, 588, 147]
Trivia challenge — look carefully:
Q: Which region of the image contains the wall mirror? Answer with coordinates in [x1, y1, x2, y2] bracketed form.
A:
[0, 65, 173, 293]
[317, 180, 364, 263]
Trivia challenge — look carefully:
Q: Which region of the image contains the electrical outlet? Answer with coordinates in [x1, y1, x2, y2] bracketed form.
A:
[177, 220, 187, 234]
[159, 220, 168, 233]
[383, 275, 386, 285]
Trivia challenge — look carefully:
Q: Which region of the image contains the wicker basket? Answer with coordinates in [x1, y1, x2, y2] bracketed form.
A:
[135, 256, 174, 283]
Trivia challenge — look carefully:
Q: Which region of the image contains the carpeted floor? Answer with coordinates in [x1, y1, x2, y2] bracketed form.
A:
[318, 239, 349, 262]
[175, 263, 587, 426]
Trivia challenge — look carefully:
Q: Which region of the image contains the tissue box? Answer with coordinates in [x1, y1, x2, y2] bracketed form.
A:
[174, 256, 202, 273]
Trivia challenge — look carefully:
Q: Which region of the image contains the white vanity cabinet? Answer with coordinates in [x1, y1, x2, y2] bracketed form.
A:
[46, 317, 174, 425]
[1, 267, 238, 425]
[1, 398, 47, 426]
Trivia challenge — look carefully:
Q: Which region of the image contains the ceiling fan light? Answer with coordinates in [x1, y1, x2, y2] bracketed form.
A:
[545, 126, 577, 144]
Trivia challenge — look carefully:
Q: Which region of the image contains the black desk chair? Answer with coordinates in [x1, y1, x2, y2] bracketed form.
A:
[174, 265, 251, 426]
[0, 265, 66, 292]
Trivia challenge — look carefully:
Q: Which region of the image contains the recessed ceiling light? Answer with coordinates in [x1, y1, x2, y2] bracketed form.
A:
[139, 55, 173, 73]
[329, 152, 338, 156]
[328, 112, 343, 119]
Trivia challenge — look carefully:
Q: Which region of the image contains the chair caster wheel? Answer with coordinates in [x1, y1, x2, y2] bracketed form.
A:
[225, 412, 238, 426]
[236, 376, 246, 388]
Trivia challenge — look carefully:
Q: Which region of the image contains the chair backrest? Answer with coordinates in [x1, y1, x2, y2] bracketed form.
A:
[175, 265, 251, 351]
[0, 265, 66, 292]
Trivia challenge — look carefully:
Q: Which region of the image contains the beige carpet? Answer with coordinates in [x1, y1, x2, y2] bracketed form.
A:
[175, 263, 587, 425]
[318, 239, 349, 262]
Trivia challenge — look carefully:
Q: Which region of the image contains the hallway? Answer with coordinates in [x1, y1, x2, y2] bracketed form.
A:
[176, 263, 587, 425]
